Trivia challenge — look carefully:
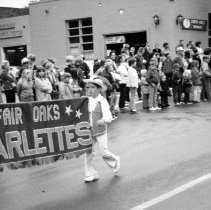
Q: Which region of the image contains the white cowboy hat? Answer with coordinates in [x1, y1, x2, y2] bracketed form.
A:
[84, 76, 107, 92]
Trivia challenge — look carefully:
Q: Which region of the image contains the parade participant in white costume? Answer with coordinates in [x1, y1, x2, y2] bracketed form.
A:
[84, 76, 120, 182]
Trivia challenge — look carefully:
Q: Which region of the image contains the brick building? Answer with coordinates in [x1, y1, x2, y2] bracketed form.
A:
[0, 0, 211, 66]
[0, 7, 31, 66]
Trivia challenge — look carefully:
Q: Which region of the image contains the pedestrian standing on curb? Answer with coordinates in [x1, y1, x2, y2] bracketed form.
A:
[84, 76, 120, 182]
[200, 55, 211, 101]
[127, 57, 139, 113]
[172, 63, 183, 105]
[182, 68, 192, 104]
[116, 54, 129, 112]
[190, 60, 201, 103]
[140, 69, 149, 109]
[146, 58, 160, 111]
[0, 60, 16, 103]
[160, 75, 170, 108]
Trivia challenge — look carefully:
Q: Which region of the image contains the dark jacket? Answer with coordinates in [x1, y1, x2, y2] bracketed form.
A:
[160, 80, 169, 96]
[172, 70, 182, 86]
[162, 58, 173, 75]
[1, 71, 16, 90]
[80, 62, 90, 79]
[146, 67, 160, 85]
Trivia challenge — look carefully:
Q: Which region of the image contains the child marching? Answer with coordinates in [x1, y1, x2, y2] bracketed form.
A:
[83, 76, 120, 182]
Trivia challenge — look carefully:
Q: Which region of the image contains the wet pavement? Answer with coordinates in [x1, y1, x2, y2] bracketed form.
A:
[0, 100, 211, 210]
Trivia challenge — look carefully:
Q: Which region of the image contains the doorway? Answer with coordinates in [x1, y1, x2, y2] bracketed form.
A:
[105, 31, 147, 56]
[4, 45, 27, 66]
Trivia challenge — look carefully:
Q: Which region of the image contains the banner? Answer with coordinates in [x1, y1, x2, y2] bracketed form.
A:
[0, 97, 92, 165]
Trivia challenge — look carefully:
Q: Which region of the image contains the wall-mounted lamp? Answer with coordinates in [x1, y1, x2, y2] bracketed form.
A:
[176, 14, 183, 25]
[153, 14, 160, 25]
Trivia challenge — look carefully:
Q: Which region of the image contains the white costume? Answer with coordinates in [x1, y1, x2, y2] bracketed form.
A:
[84, 94, 119, 180]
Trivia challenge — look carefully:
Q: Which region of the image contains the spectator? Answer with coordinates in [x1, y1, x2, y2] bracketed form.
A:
[190, 60, 201, 103]
[172, 63, 183, 105]
[146, 58, 160, 111]
[35, 66, 52, 101]
[200, 55, 211, 101]
[59, 72, 74, 99]
[116, 54, 129, 112]
[127, 57, 139, 113]
[140, 69, 149, 109]
[80, 55, 90, 79]
[160, 75, 170, 108]
[152, 43, 161, 54]
[17, 69, 34, 102]
[0, 60, 16, 103]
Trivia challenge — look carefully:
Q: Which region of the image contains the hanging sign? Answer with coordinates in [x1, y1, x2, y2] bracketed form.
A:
[0, 30, 23, 39]
[106, 36, 126, 44]
[181, 18, 207, 31]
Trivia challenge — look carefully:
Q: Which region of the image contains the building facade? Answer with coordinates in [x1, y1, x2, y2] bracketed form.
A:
[1, 0, 210, 66]
[0, 8, 31, 66]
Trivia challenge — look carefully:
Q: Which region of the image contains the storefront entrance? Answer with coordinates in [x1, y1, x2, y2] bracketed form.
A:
[105, 31, 147, 56]
[4, 45, 27, 66]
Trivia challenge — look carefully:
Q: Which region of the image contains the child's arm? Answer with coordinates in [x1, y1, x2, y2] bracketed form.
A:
[100, 98, 112, 124]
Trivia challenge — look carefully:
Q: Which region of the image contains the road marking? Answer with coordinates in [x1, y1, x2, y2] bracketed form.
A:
[130, 173, 211, 210]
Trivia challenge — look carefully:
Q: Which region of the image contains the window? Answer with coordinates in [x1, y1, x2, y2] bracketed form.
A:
[67, 17, 94, 52]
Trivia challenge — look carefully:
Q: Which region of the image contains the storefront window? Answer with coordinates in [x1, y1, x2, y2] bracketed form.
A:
[67, 17, 93, 53]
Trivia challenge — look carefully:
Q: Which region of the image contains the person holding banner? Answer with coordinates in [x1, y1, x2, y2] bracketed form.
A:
[84, 76, 120, 182]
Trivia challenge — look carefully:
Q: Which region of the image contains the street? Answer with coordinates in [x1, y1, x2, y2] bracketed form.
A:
[0, 101, 211, 210]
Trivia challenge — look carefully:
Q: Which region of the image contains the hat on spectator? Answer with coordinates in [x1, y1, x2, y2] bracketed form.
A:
[140, 69, 147, 76]
[63, 72, 72, 78]
[176, 46, 184, 52]
[1, 60, 9, 67]
[21, 57, 29, 65]
[66, 55, 75, 62]
[48, 57, 56, 64]
[27, 54, 36, 61]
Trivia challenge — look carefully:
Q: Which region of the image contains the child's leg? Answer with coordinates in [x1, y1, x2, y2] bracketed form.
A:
[165, 95, 169, 106]
[148, 85, 154, 108]
[84, 149, 99, 178]
[197, 86, 202, 102]
[172, 86, 178, 104]
[142, 94, 147, 108]
[160, 95, 165, 107]
[119, 83, 126, 109]
[96, 132, 119, 170]
[178, 84, 182, 103]
[153, 86, 158, 107]
[184, 93, 189, 103]
[129, 87, 137, 111]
